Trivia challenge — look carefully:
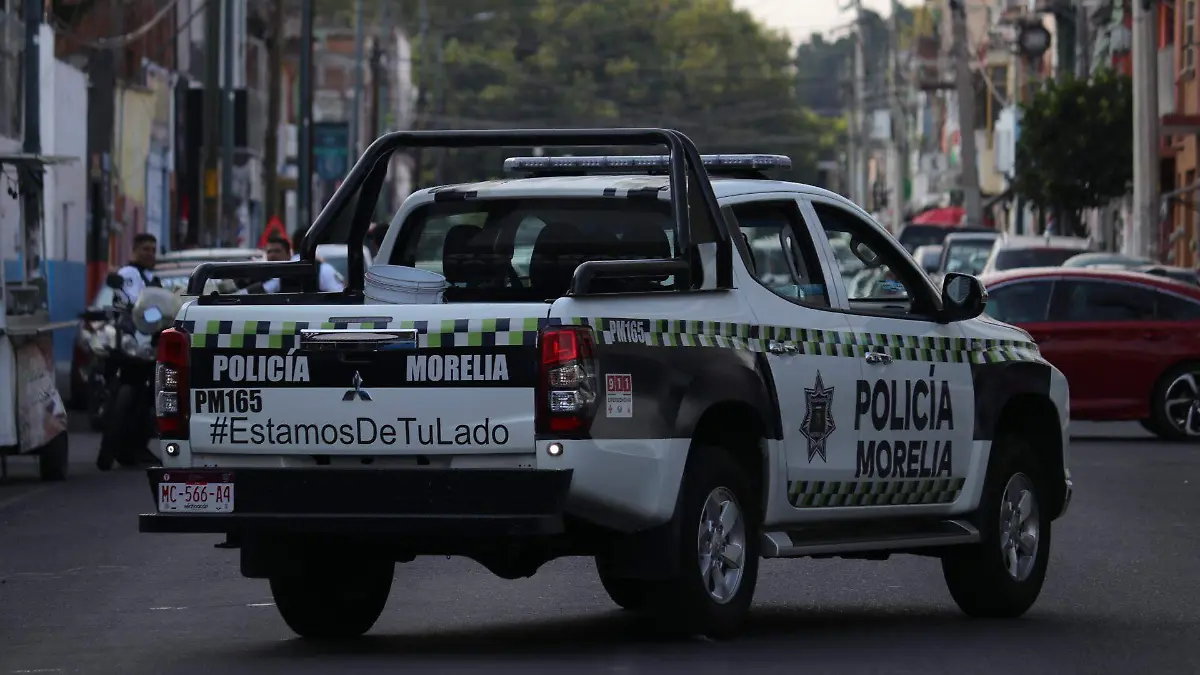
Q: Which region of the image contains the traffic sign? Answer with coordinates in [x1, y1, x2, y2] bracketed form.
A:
[313, 122, 350, 182]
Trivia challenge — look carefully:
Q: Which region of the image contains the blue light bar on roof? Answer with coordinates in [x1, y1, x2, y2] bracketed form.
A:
[501, 153, 792, 174]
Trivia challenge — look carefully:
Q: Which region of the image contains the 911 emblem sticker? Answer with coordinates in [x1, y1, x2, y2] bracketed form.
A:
[605, 373, 633, 418]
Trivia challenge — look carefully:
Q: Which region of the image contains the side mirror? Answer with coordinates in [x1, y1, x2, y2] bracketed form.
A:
[938, 272, 987, 323]
[105, 272, 125, 290]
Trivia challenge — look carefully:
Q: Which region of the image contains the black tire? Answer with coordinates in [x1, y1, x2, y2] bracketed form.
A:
[99, 384, 142, 470]
[643, 444, 760, 640]
[269, 560, 394, 640]
[595, 559, 653, 611]
[1146, 362, 1200, 441]
[87, 373, 107, 432]
[38, 433, 69, 482]
[941, 433, 1050, 618]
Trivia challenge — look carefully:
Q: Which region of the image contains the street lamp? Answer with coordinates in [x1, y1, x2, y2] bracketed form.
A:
[1016, 19, 1052, 61]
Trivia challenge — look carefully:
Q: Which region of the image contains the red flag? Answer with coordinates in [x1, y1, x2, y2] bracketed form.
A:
[258, 215, 288, 249]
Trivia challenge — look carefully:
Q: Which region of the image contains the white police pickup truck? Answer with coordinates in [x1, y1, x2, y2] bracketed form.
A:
[141, 129, 1072, 641]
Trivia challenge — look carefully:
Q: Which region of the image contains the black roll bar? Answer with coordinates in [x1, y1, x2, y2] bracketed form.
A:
[188, 128, 731, 296]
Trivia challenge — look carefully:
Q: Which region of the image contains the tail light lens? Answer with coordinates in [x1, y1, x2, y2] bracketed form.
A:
[536, 326, 598, 435]
[156, 327, 190, 439]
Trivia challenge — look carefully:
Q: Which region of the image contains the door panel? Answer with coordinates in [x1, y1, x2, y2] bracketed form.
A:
[1044, 279, 1161, 419]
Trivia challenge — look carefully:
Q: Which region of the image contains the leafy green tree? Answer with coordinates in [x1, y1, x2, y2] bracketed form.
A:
[1012, 69, 1133, 236]
[313, 0, 840, 186]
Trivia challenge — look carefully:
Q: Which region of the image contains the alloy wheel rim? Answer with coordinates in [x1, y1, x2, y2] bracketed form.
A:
[998, 472, 1040, 582]
[1162, 372, 1200, 436]
[696, 486, 747, 604]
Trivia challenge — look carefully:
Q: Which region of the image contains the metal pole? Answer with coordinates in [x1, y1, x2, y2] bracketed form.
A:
[887, 0, 905, 229]
[220, 0, 235, 246]
[20, 0, 43, 284]
[201, 0, 221, 247]
[1129, 0, 1160, 259]
[852, 0, 868, 206]
[297, 0, 314, 234]
[351, 0, 364, 159]
[263, 0, 284, 221]
[950, 0, 983, 226]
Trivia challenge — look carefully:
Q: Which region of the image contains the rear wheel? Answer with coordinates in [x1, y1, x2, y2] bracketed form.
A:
[38, 433, 69, 482]
[99, 384, 144, 470]
[595, 559, 653, 611]
[270, 559, 394, 640]
[942, 434, 1050, 618]
[1146, 363, 1200, 441]
[643, 444, 760, 639]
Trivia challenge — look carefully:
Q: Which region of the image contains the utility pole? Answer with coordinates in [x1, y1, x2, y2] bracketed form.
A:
[20, 0, 42, 283]
[351, 0, 365, 158]
[887, 0, 907, 229]
[220, 0, 235, 246]
[201, 0, 222, 247]
[949, 0, 983, 226]
[263, 0, 284, 221]
[297, 0, 315, 235]
[1129, 0, 1159, 259]
[851, 0, 869, 206]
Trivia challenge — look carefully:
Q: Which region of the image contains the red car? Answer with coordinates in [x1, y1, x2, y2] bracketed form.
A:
[981, 266, 1200, 440]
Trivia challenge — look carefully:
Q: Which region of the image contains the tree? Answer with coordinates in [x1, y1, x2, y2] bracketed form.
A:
[1011, 69, 1134, 236]
[314, 0, 840, 186]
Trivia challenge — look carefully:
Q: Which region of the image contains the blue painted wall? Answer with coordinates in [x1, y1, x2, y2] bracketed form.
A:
[3, 257, 88, 365]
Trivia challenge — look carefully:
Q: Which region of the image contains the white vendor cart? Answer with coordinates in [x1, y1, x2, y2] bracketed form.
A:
[0, 152, 77, 481]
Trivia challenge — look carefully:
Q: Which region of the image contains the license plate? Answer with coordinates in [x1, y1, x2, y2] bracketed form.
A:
[157, 479, 235, 513]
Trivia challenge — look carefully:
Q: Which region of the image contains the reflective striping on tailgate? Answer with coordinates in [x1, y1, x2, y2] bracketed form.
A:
[175, 316, 1043, 365]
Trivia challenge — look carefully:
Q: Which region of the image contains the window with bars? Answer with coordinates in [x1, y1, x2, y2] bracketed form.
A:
[1186, 0, 1195, 71]
[0, 6, 21, 140]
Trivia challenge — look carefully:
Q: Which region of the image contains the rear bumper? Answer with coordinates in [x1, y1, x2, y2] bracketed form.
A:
[138, 467, 573, 536]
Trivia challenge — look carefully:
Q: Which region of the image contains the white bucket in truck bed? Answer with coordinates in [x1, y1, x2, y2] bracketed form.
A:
[364, 265, 447, 304]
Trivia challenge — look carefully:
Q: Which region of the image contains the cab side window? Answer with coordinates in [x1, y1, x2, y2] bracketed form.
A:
[1155, 291, 1200, 320]
[1048, 280, 1157, 322]
[809, 201, 936, 316]
[729, 200, 829, 308]
[985, 280, 1053, 323]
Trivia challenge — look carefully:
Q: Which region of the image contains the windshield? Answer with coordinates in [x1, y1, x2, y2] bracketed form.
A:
[943, 240, 995, 275]
[388, 198, 677, 302]
[897, 225, 950, 253]
[992, 247, 1083, 271]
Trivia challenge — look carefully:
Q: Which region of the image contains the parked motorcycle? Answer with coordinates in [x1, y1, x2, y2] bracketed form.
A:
[95, 275, 183, 471]
[75, 309, 118, 432]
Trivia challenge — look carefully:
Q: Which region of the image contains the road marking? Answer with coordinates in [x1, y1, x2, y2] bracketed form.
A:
[246, 602, 274, 607]
[0, 486, 48, 512]
[149, 606, 187, 611]
[11, 669, 63, 673]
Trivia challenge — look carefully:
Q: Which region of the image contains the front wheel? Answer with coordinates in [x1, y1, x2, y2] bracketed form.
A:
[643, 444, 760, 639]
[941, 434, 1050, 618]
[269, 560, 394, 640]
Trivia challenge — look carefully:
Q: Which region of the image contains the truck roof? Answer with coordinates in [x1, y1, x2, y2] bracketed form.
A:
[410, 175, 849, 202]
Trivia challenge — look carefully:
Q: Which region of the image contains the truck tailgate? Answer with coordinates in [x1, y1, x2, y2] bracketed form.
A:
[178, 303, 549, 456]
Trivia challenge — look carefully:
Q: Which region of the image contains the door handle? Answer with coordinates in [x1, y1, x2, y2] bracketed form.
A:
[767, 340, 798, 355]
[865, 351, 893, 365]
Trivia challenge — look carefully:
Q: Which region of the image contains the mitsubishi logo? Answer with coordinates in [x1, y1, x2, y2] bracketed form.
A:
[343, 371, 373, 402]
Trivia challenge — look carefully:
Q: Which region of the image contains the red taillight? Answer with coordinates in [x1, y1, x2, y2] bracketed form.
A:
[155, 327, 190, 438]
[536, 326, 598, 435]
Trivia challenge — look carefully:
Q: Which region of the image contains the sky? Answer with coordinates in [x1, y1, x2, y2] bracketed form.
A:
[732, 0, 921, 46]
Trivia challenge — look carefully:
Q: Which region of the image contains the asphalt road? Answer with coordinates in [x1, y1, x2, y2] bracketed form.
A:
[1, 422, 1197, 675]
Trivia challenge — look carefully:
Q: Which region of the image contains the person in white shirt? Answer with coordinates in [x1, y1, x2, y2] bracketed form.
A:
[256, 231, 344, 293]
[114, 233, 162, 306]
